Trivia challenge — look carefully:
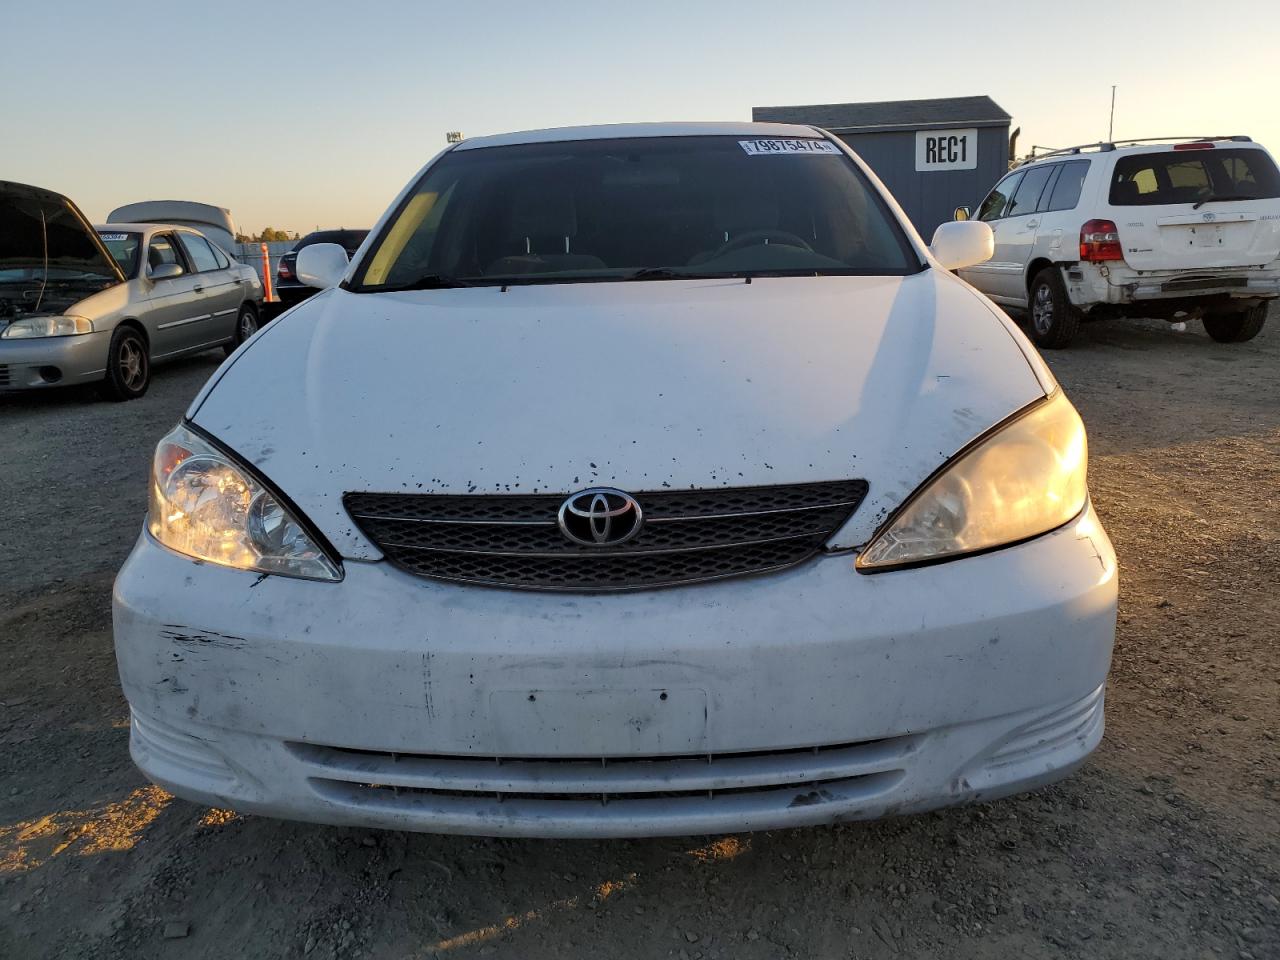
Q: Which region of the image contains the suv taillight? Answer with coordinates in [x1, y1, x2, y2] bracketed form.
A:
[1080, 220, 1123, 263]
[277, 258, 294, 280]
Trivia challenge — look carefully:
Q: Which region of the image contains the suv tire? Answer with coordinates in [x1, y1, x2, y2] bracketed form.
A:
[224, 302, 260, 357]
[1202, 303, 1267, 343]
[1028, 268, 1082, 349]
[99, 325, 150, 401]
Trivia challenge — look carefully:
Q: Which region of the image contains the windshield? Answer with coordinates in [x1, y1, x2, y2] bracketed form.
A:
[97, 231, 142, 278]
[351, 136, 921, 290]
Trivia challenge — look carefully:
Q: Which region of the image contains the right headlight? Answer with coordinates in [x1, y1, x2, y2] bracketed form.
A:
[148, 423, 342, 582]
[857, 391, 1087, 571]
[1, 315, 93, 338]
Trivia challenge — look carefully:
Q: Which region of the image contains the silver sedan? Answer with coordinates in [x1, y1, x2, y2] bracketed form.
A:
[0, 180, 263, 400]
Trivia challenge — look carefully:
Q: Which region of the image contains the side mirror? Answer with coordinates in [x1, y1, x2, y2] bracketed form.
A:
[295, 242, 350, 289]
[149, 263, 184, 281]
[953, 205, 972, 222]
[929, 221, 994, 271]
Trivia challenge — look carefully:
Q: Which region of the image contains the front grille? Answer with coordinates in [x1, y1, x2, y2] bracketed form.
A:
[344, 480, 867, 591]
[290, 736, 915, 810]
[0, 365, 11, 387]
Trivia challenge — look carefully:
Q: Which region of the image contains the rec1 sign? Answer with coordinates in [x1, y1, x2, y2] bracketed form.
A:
[915, 128, 978, 172]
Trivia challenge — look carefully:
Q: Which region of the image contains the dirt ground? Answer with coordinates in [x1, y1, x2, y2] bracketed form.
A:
[1, 315, 1277, 960]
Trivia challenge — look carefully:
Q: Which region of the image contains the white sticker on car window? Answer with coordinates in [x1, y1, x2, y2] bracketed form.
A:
[739, 139, 841, 156]
[98, 233, 129, 241]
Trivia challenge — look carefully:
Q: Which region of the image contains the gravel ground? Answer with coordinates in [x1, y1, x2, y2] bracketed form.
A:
[0, 316, 1277, 960]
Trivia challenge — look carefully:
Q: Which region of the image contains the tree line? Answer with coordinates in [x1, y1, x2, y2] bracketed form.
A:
[234, 228, 301, 243]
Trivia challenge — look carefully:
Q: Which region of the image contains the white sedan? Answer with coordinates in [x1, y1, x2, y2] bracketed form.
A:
[113, 122, 1117, 837]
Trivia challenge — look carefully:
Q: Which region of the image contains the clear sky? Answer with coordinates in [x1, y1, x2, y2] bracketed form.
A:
[6, 0, 1277, 236]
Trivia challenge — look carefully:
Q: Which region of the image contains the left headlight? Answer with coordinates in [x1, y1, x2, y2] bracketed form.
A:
[1, 315, 93, 338]
[148, 423, 342, 581]
[857, 391, 1088, 571]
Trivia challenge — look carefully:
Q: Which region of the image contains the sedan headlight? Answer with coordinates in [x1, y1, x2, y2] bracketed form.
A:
[148, 423, 342, 581]
[857, 392, 1088, 571]
[1, 315, 93, 338]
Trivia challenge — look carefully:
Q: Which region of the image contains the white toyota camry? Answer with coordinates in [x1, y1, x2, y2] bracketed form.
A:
[113, 123, 1117, 838]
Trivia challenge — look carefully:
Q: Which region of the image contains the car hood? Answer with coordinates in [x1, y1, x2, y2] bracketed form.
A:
[191, 272, 1049, 559]
[0, 181, 125, 282]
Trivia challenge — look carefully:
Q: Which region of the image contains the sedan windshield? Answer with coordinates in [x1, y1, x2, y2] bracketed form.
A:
[351, 136, 921, 290]
[97, 231, 142, 278]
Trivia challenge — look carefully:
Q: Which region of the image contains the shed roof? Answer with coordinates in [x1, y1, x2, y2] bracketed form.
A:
[752, 96, 1010, 134]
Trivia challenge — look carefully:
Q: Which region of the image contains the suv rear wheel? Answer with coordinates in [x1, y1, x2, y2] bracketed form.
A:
[1028, 268, 1082, 349]
[1202, 303, 1268, 343]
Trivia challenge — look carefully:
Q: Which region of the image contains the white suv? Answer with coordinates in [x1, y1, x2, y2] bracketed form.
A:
[957, 136, 1280, 348]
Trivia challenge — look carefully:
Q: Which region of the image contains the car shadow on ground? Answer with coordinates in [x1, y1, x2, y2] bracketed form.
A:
[4, 759, 1275, 960]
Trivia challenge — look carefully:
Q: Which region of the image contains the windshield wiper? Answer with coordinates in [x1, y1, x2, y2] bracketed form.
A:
[624, 267, 695, 281]
[1192, 194, 1254, 210]
[372, 274, 481, 291]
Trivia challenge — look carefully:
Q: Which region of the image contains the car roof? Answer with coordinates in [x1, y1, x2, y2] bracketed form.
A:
[453, 121, 824, 150]
[1021, 137, 1260, 166]
[93, 222, 204, 235]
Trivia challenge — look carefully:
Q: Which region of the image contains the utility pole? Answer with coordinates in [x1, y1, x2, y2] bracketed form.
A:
[1108, 85, 1117, 142]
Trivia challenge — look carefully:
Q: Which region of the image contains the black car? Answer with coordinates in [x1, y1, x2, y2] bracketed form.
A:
[275, 229, 368, 306]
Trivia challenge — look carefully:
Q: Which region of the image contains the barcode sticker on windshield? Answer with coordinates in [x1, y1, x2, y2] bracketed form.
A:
[98, 233, 129, 241]
[739, 139, 841, 156]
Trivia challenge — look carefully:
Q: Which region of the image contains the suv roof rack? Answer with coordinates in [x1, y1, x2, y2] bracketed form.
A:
[1020, 135, 1253, 165]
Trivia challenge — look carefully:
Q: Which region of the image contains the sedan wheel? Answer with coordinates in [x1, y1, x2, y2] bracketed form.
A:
[224, 304, 260, 357]
[99, 327, 150, 401]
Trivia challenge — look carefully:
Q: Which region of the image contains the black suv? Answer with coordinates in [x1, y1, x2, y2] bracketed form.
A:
[276, 229, 368, 306]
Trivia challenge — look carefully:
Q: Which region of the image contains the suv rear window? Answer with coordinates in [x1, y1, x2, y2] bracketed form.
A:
[1109, 148, 1280, 206]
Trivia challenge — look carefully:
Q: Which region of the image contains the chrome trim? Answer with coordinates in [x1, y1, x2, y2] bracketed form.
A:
[647, 499, 865, 523]
[349, 514, 556, 527]
[157, 313, 212, 330]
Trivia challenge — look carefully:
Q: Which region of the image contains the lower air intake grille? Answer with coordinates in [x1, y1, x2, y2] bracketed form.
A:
[345, 480, 867, 591]
[289, 736, 916, 809]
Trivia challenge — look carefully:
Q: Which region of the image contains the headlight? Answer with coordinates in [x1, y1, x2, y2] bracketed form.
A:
[857, 392, 1087, 571]
[1, 315, 93, 338]
[148, 423, 342, 581]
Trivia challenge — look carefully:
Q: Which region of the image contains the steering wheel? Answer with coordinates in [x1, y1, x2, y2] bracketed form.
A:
[710, 229, 815, 259]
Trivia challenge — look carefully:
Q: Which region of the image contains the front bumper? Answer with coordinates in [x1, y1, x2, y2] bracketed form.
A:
[0, 330, 111, 390]
[113, 506, 1117, 837]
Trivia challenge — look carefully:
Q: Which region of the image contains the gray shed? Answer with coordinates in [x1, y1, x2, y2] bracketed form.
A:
[752, 96, 1011, 238]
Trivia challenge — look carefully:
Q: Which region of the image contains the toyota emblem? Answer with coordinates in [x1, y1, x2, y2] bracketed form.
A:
[557, 488, 644, 546]
[1202, 212, 1216, 222]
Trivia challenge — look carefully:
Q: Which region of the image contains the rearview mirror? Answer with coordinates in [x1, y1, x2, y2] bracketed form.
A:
[149, 263, 184, 281]
[929, 221, 993, 271]
[953, 205, 972, 222]
[295, 243, 350, 289]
